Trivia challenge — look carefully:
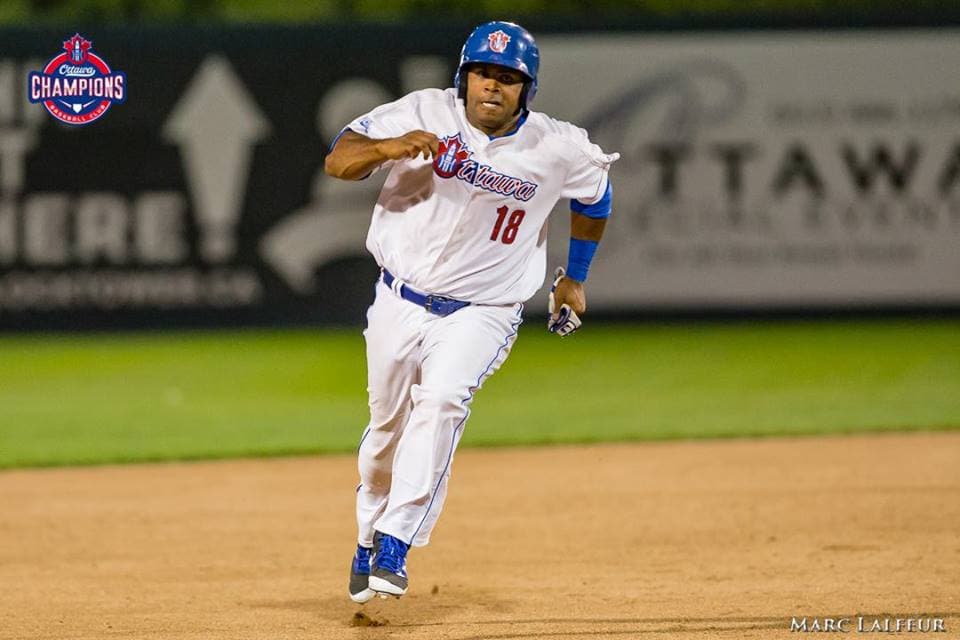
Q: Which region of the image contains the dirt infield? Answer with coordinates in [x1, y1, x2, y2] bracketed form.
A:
[2, 432, 958, 640]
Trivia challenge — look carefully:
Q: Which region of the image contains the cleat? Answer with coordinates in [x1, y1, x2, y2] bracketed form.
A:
[349, 544, 375, 604]
[369, 532, 409, 597]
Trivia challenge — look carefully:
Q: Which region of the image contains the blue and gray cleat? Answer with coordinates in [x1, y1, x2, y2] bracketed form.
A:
[349, 544, 375, 604]
[368, 532, 409, 597]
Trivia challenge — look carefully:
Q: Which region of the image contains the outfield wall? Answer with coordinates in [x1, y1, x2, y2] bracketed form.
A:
[1, 25, 958, 329]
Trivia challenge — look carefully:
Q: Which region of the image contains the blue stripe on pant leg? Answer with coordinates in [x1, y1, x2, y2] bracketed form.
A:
[408, 304, 524, 544]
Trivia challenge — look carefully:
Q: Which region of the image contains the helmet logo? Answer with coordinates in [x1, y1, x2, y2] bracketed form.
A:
[487, 30, 511, 53]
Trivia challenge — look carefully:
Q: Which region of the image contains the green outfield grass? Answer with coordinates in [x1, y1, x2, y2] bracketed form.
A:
[1, 320, 958, 469]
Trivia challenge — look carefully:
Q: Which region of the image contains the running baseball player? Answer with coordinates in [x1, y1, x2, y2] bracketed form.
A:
[324, 21, 618, 603]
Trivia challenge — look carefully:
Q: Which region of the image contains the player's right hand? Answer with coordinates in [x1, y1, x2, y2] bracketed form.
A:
[376, 131, 439, 161]
[547, 267, 583, 337]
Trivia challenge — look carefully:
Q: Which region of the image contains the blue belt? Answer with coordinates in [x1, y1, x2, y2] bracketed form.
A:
[382, 269, 470, 317]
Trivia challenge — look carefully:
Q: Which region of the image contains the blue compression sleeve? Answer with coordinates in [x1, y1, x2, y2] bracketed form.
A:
[570, 182, 612, 219]
[566, 237, 599, 282]
[567, 182, 611, 281]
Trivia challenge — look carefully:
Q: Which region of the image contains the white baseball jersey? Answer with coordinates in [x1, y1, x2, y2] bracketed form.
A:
[346, 87, 619, 305]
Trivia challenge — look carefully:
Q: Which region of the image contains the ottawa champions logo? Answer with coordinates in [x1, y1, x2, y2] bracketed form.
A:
[28, 34, 127, 126]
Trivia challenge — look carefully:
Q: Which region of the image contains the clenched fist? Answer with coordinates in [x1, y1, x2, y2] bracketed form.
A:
[376, 130, 440, 161]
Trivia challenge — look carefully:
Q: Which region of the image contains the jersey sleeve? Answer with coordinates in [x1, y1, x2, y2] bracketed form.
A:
[343, 93, 420, 140]
[330, 93, 424, 177]
[560, 127, 620, 204]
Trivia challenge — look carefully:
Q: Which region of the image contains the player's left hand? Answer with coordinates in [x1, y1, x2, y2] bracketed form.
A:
[547, 267, 584, 337]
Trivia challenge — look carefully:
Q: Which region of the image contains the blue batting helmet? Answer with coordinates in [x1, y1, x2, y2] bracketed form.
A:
[454, 21, 540, 108]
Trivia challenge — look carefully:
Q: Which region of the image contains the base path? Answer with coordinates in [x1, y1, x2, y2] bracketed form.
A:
[2, 432, 958, 640]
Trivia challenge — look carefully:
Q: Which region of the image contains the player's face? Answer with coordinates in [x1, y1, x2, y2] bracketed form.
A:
[464, 63, 526, 137]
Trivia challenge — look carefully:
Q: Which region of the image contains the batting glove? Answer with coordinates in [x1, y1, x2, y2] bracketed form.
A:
[547, 267, 582, 337]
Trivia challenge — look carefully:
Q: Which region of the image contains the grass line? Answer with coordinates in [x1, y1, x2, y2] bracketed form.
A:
[1, 320, 958, 469]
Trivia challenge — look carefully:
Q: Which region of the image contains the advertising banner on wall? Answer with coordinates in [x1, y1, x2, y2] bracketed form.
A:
[0, 27, 465, 329]
[538, 31, 960, 309]
[0, 27, 957, 329]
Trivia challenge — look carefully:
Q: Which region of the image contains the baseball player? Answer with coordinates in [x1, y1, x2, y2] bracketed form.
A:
[324, 21, 618, 603]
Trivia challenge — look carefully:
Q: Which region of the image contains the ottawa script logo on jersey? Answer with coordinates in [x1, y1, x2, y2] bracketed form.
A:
[432, 133, 538, 202]
[28, 34, 127, 126]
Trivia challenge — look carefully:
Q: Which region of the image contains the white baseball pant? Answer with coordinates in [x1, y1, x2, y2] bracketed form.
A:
[355, 278, 523, 548]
